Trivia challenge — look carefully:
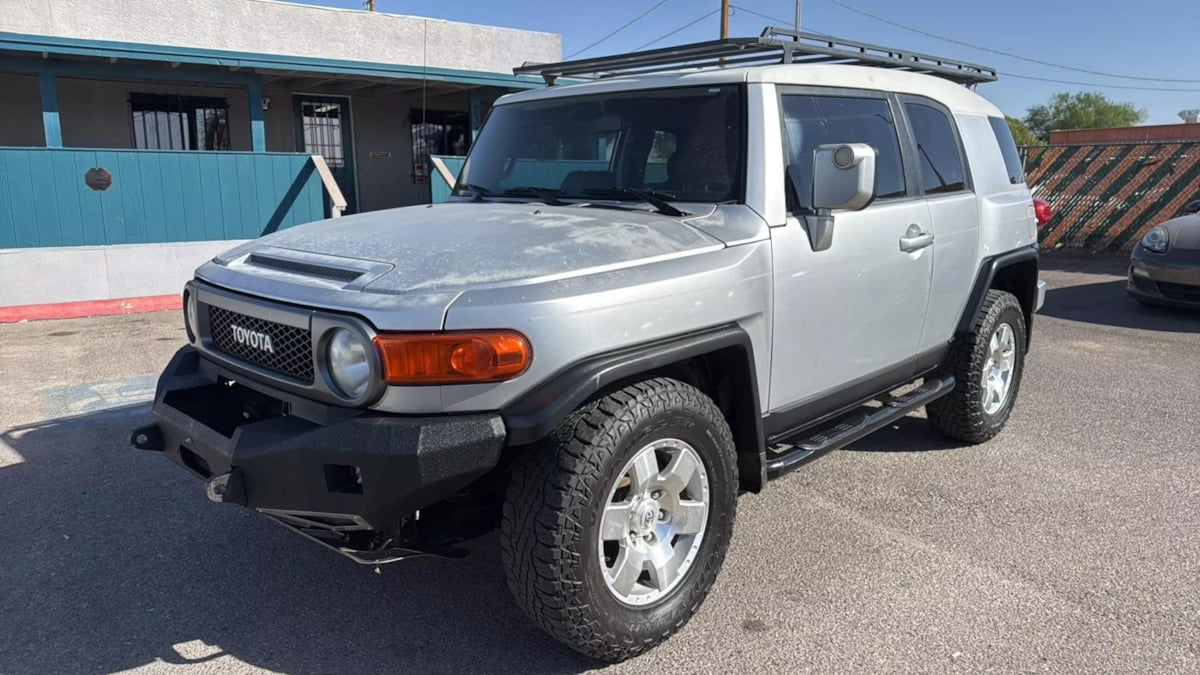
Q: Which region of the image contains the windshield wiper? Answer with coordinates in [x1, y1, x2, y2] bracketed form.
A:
[580, 187, 686, 217]
[455, 182, 494, 202]
[502, 186, 566, 206]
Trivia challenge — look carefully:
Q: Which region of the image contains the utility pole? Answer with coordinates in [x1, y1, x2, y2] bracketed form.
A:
[720, 0, 730, 39]
[794, 0, 802, 31]
[364, 0, 376, 11]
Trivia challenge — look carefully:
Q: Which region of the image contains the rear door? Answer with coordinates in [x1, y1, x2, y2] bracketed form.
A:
[896, 95, 980, 353]
[768, 89, 934, 418]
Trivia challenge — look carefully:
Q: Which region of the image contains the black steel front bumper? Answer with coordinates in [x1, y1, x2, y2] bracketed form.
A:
[133, 347, 505, 560]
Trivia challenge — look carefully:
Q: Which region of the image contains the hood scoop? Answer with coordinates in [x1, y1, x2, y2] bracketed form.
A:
[228, 246, 393, 290]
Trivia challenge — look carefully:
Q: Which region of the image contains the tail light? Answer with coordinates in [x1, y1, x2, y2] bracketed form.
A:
[374, 331, 531, 385]
[1033, 198, 1052, 229]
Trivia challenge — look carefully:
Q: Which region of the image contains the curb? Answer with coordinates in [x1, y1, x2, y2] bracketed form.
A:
[0, 294, 182, 324]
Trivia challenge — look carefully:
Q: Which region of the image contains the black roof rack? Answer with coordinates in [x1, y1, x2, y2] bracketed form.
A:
[515, 27, 998, 88]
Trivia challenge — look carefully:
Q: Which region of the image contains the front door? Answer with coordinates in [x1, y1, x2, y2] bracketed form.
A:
[294, 95, 357, 214]
[768, 90, 934, 417]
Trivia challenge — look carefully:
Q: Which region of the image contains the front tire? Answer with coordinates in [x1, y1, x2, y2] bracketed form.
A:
[928, 289, 1027, 443]
[500, 378, 738, 662]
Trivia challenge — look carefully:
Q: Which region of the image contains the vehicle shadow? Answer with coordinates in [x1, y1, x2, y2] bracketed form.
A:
[842, 415, 966, 453]
[1039, 279, 1200, 333]
[0, 405, 598, 674]
[1037, 252, 1200, 333]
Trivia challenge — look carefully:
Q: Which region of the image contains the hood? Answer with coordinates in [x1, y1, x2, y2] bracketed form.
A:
[215, 202, 726, 295]
[1161, 214, 1200, 250]
[198, 202, 740, 328]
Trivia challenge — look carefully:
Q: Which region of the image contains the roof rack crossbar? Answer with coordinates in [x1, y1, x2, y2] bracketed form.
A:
[515, 26, 997, 87]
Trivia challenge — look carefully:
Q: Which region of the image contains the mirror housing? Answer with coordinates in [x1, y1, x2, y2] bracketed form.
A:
[789, 143, 878, 252]
[1185, 199, 1200, 214]
[813, 143, 878, 211]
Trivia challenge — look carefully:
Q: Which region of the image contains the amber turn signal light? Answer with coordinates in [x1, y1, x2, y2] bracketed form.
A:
[374, 331, 531, 385]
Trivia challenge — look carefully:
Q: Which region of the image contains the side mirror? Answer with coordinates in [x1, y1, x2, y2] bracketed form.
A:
[813, 143, 877, 211]
[1185, 199, 1200, 214]
[790, 143, 877, 252]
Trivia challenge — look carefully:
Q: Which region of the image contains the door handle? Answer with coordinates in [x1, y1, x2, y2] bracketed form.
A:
[899, 225, 935, 252]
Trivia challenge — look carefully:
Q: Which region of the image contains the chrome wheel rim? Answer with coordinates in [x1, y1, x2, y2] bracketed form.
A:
[981, 322, 1016, 415]
[598, 438, 710, 607]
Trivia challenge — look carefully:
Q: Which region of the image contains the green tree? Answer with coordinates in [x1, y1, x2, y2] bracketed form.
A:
[1023, 92, 1146, 142]
[1006, 116, 1040, 147]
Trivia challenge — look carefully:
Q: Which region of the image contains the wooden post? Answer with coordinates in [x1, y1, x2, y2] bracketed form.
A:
[720, 0, 730, 39]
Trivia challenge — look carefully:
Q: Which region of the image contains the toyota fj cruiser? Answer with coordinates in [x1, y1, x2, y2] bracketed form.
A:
[132, 29, 1046, 661]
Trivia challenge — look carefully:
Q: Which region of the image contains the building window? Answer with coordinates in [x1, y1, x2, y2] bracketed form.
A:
[130, 94, 231, 151]
[411, 110, 468, 183]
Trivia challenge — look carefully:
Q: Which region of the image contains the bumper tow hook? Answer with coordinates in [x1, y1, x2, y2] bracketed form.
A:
[206, 470, 248, 505]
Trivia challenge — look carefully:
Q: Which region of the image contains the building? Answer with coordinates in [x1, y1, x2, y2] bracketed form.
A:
[0, 0, 559, 312]
[1048, 122, 1200, 145]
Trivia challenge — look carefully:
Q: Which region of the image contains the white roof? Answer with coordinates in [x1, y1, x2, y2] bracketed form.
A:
[500, 64, 1004, 117]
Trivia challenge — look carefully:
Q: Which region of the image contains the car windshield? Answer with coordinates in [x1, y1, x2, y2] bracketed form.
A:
[455, 85, 744, 204]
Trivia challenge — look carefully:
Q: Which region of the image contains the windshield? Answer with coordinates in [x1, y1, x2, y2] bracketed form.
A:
[455, 85, 744, 204]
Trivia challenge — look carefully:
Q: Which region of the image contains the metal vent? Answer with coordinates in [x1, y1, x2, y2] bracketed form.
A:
[207, 305, 314, 382]
[1158, 281, 1200, 303]
[246, 254, 363, 283]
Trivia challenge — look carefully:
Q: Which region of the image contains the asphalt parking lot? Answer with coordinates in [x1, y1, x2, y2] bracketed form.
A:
[1, 253, 1197, 673]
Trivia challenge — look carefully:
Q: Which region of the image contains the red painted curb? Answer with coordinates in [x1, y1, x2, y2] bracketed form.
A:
[0, 294, 182, 323]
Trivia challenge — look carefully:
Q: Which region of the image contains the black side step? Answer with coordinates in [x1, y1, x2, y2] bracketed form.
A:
[765, 376, 955, 480]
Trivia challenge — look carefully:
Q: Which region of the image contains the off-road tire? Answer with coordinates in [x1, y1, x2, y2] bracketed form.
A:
[500, 377, 738, 662]
[927, 289, 1027, 443]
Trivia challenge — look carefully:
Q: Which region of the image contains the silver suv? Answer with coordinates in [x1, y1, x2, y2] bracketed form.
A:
[133, 31, 1045, 662]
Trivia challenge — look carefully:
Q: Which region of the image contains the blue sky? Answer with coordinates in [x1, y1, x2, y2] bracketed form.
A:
[310, 0, 1200, 125]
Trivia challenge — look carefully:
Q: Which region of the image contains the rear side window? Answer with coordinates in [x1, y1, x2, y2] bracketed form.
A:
[988, 116, 1026, 185]
[781, 95, 907, 206]
[904, 102, 966, 194]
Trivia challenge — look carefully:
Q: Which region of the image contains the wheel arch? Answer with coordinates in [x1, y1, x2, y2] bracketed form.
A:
[957, 245, 1039, 351]
[501, 324, 767, 493]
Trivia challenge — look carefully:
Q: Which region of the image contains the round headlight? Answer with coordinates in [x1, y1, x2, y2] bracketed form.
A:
[326, 328, 372, 399]
[1141, 226, 1170, 253]
[184, 290, 198, 343]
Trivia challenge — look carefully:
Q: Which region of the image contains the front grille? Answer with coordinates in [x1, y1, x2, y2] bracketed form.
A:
[1130, 276, 1159, 294]
[207, 305, 314, 382]
[1157, 281, 1200, 303]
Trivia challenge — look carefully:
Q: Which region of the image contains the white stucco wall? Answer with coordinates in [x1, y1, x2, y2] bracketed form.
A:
[0, 0, 561, 75]
[0, 240, 245, 307]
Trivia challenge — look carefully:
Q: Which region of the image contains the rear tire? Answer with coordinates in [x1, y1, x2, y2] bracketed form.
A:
[500, 377, 738, 662]
[928, 290, 1027, 444]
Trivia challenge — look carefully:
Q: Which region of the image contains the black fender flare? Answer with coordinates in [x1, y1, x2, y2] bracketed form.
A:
[956, 245, 1039, 349]
[500, 324, 767, 491]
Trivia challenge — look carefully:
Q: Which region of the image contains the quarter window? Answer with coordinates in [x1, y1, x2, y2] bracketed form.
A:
[905, 102, 966, 194]
[780, 94, 906, 207]
[988, 116, 1026, 185]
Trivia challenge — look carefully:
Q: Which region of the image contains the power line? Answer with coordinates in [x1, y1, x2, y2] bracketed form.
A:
[634, 9, 720, 50]
[567, 0, 673, 59]
[1003, 72, 1200, 93]
[730, 5, 832, 37]
[829, 0, 1200, 84]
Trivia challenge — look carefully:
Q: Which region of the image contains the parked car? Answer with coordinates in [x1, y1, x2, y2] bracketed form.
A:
[131, 29, 1046, 662]
[1127, 199, 1200, 308]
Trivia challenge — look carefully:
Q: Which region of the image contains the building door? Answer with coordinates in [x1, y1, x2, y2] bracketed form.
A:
[294, 95, 357, 214]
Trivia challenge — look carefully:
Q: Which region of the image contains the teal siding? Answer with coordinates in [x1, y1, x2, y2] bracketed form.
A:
[430, 155, 466, 203]
[0, 147, 326, 249]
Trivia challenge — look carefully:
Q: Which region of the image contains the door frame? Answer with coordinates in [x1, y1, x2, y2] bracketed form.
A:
[292, 93, 359, 214]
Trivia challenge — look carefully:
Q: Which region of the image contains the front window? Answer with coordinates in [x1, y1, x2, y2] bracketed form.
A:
[456, 85, 744, 203]
[130, 94, 230, 151]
